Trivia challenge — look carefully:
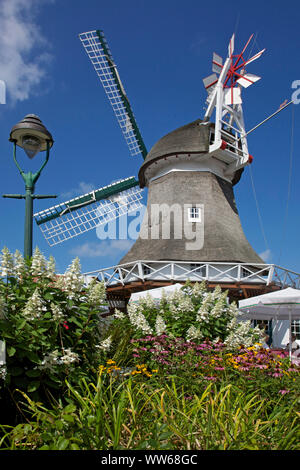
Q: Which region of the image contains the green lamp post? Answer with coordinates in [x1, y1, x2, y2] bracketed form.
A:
[3, 114, 57, 259]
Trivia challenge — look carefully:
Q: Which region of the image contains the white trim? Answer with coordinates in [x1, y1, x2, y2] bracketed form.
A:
[84, 261, 300, 290]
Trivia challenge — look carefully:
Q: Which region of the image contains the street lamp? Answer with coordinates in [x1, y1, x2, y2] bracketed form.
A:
[3, 114, 57, 259]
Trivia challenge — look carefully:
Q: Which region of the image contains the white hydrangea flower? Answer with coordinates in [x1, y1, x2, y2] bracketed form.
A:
[127, 303, 153, 335]
[0, 365, 7, 381]
[59, 348, 80, 365]
[139, 292, 157, 310]
[14, 250, 26, 281]
[50, 302, 64, 321]
[38, 348, 80, 371]
[47, 256, 56, 278]
[186, 325, 203, 341]
[224, 319, 265, 349]
[87, 280, 106, 307]
[155, 314, 167, 336]
[196, 293, 214, 322]
[114, 309, 125, 320]
[38, 350, 61, 372]
[167, 289, 194, 319]
[30, 247, 47, 277]
[96, 335, 112, 352]
[210, 296, 226, 319]
[54, 275, 66, 291]
[192, 281, 207, 297]
[64, 257, 84, 297]
[0, 247, 14, 278]
[22, 288, 47, 320]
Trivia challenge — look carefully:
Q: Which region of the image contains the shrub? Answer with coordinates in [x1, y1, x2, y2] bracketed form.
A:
[0, 247, 107, 424]
[106, 281, 264, 362]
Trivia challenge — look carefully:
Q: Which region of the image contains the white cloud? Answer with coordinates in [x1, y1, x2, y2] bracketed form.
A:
[59, 182, 96, 200]
[0, 0, 53, 104]
[69, 240, 134, 259]
[259, 249, 272, 263]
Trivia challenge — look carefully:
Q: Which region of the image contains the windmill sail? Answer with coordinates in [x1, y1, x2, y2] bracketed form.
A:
[79, 30, 147, 159]
[34, 177, 144, 246]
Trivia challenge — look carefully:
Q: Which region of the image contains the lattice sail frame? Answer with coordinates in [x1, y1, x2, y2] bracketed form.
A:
[34, 177, 144, 246]
[203, 34, 265, 177]
[79, 30, 147, 159]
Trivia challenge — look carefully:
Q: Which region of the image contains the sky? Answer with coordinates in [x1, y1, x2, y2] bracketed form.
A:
[0, 0, 300, 276]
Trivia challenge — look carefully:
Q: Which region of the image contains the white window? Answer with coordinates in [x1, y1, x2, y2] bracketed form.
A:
[188, 206, 201, 222]
[292, 320, 300, 340]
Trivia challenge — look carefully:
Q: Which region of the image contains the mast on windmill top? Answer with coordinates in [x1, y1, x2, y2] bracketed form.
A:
[202, 33, 265, 176]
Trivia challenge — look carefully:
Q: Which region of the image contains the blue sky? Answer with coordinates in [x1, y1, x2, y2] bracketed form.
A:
[0, 0, 300, 275]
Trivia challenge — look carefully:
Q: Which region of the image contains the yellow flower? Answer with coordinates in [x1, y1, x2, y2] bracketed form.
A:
[106, 359, 115, 365]
[99, 365, 107, 376]
[152, 369, 158, 373]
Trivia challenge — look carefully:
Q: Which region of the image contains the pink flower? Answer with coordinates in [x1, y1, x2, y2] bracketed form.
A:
[279, 390, 290, 395]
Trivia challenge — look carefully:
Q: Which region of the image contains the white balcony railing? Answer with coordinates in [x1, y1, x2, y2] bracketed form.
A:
[84, 261, 300, 290]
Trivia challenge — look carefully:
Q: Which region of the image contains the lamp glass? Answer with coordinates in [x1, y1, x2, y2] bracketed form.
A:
[22, 135, 41, 159]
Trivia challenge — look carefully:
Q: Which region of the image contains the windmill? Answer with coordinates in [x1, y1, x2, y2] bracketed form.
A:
[34, 30, 298, 306]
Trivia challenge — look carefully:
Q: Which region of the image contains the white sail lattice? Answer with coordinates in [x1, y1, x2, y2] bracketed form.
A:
[34, 185, 144, 247]
[79, 30, 145, 158]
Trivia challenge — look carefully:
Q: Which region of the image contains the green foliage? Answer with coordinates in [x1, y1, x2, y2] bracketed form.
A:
[0, 247, 107, 423]
[0, 375, 299, 450]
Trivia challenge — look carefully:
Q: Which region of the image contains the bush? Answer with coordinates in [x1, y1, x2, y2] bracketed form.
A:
[105, 281, 264, 363]
[0, 247, 107, 424]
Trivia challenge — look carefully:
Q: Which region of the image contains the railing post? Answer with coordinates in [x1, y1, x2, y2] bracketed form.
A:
[138, 261, 144, 281]
[267, 265, 274, 285]
[171, 262, 174, 280]
[237, 264, 241, 282]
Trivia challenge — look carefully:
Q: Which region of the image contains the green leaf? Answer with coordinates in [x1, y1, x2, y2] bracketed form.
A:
[16, 319, 26, 330]
[43, 292, 54, 301]
[63, 404, 77, 414]
[10, 366, 24, 376]
[25, 351, 41, 363]
[7, 346, 16, 357]
[69, 317, 84, 328]
[62, 414, 74, 424]
[27, 381, 40, 392]
[25, 369, 41, 378]
[57, 437, 69, 450]
[70, 443, 80, 450]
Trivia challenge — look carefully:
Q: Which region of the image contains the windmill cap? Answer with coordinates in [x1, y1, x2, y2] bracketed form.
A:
[138, 118, 245, 187]
[139, 119, 213, 187]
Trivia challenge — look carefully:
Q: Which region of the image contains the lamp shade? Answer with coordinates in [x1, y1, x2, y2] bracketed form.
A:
[9, 114, 53, 156]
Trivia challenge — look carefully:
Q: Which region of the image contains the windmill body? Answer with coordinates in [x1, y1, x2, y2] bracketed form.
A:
[34, 30, 300, 308]
[121, 118, 262, 266]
